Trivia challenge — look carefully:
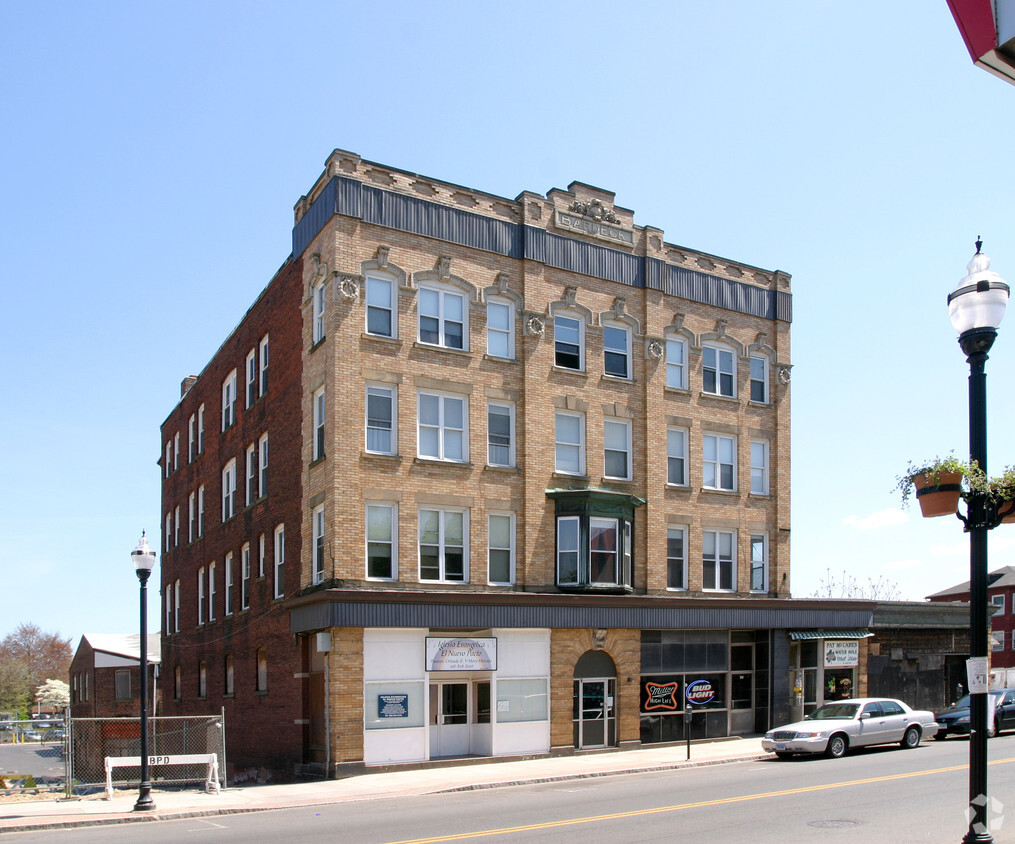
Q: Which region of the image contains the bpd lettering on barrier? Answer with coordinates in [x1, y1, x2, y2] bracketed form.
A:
[149, 755, 171, 766]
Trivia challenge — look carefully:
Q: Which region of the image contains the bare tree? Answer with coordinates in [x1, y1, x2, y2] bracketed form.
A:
[0, 624, 72, 716]
[810, 568, 902, 601]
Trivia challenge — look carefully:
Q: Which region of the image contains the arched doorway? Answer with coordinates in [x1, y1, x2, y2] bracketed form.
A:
[573, 650, 617, 749]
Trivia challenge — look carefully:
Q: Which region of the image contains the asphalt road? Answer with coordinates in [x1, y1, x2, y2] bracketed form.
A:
[0, 740, 66, 783]
[15, 733, 1015, 843]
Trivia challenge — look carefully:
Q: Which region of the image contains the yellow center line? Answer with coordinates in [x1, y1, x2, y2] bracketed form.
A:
[384, 756, 1015, 844]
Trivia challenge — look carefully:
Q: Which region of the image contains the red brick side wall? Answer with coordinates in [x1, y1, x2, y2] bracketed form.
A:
[159, 256, 305, 777]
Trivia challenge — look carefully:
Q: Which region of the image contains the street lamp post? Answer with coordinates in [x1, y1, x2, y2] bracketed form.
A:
[948, 240, 1009, 844]
[131, 532, 157, 812]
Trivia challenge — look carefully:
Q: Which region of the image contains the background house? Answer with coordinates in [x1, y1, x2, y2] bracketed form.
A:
[69, 633, 161, 719]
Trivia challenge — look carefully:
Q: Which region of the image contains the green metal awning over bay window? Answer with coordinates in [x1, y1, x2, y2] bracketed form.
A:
[789, 630, 874, 640]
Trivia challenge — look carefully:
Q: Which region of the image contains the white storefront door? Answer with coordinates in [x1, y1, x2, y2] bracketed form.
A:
[429, 682, 470, 757]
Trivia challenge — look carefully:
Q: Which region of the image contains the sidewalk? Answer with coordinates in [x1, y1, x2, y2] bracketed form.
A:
[0, 737, 767, 834]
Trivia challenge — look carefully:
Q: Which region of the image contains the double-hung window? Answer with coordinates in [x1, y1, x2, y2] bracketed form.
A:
[224, 551, 233, 612]
[173, 433, 179, 471]
[197, 485, 205, 536]
[750, 440, 769, 495]
[554, 315, 583, 370]
[666, 337, 687, 389]
[222, 371, 237, 430]
[208, 561, 217, 621]
[703, 529, 735, 591]
[273, 524, 285, 599]
[702, 345, 735, 397]
[667, 427, 688, 486]
[554, 411, 585, 475]
[488, 513, 514, 584]
[188, 492, 196, 542]
[749, 356, 768, 403]
[240, 543, 251, 610]
[174, 506, 180, 547]
[197, 567, 206, 625]
[486, 299, 513, 358]
[246, 348, 257, 407]
[313, 281, 326, 344]
[419, 285, 465, 349]
[173, 580, 180, 632]
[418, 391, 467, 462]
[258, 434, 268, 497]
[603, 324, 630, 378]
[703, 434, 736, 491]
[197, 404, 205, 453]
[603, 418, 631, 480]
[259, 335, 269, 396]
[366, 385, 395, 454]
[188, 414, 196, 463]
[419, 508, 467, 582]
[667, 526, 687, 590]
[313, 388, 326, 461]
[487, 402, 514, 467]
[165, 513, 171, 552]
[222, 460, 237, 520]
[366, 275, 395, 337]
[312, 505, 325, 584]
[246, 443, 257, 505]
[750, 534, 768, 592]
[366, 503, 397, 580]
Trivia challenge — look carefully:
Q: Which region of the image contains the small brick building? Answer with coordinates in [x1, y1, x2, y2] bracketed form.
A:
[69, 633, 161, 719]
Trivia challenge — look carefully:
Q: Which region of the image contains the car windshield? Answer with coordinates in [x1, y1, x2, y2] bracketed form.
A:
[810, 703, 860, 720]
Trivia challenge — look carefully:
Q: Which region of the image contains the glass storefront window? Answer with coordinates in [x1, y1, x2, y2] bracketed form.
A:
[365, 682, 425, 730]
[496, 678, 547, 722]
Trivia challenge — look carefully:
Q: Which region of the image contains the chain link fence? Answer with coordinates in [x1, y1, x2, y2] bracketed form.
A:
[68, 712, 226, 793]
[0, 716, 67, 793]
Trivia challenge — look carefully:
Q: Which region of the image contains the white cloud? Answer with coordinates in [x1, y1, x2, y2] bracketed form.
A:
[843, 509, 909, 531]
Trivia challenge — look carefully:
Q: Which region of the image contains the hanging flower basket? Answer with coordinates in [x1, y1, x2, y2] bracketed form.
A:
[913, 471, 964, 518]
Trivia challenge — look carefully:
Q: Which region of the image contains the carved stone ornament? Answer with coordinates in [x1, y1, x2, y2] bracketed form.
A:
[646, 339, 664, 360]
[338, 276, 359, 301]
[375, 245, 390, 268]
[569, 199, 620, 224]
[777, 365, 792, 384]
[526, 314, 545, 337]
[591, 629, 608, 650]
[563, 286, 578, 308]
[436, 256, 451, 279]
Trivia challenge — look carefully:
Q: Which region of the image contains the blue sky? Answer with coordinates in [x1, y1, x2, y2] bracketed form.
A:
[2, 1, 1014, 642]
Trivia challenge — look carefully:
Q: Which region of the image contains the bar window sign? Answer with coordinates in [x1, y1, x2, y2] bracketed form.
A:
[425, 637, 497, 671]
[824, 640, 859, 668]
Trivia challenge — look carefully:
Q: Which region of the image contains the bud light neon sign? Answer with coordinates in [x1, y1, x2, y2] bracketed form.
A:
[685, 679, 715, 705]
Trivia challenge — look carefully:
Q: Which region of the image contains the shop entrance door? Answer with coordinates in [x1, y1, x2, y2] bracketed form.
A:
[429, 682, 470, 757]
[573, 678, 616, 748]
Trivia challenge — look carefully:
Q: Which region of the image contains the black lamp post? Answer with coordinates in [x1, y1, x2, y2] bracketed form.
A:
[131, 532, 157, 812]
[948, 240, 1009, 844]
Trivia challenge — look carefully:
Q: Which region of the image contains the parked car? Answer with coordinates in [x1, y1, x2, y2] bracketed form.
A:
[21, 730, 43, 742]
[935, 688, 1015, 739]
[762, 698, 938, 759]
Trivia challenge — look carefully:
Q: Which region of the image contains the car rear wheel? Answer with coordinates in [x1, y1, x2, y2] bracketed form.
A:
[775, 752, 793, 759]
[901, 726, 921, 748]
[934, 730, 948, 740]
[825, 734, 848, 758]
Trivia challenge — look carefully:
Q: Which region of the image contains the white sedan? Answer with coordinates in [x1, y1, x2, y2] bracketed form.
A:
[762, 698, 938, 759]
